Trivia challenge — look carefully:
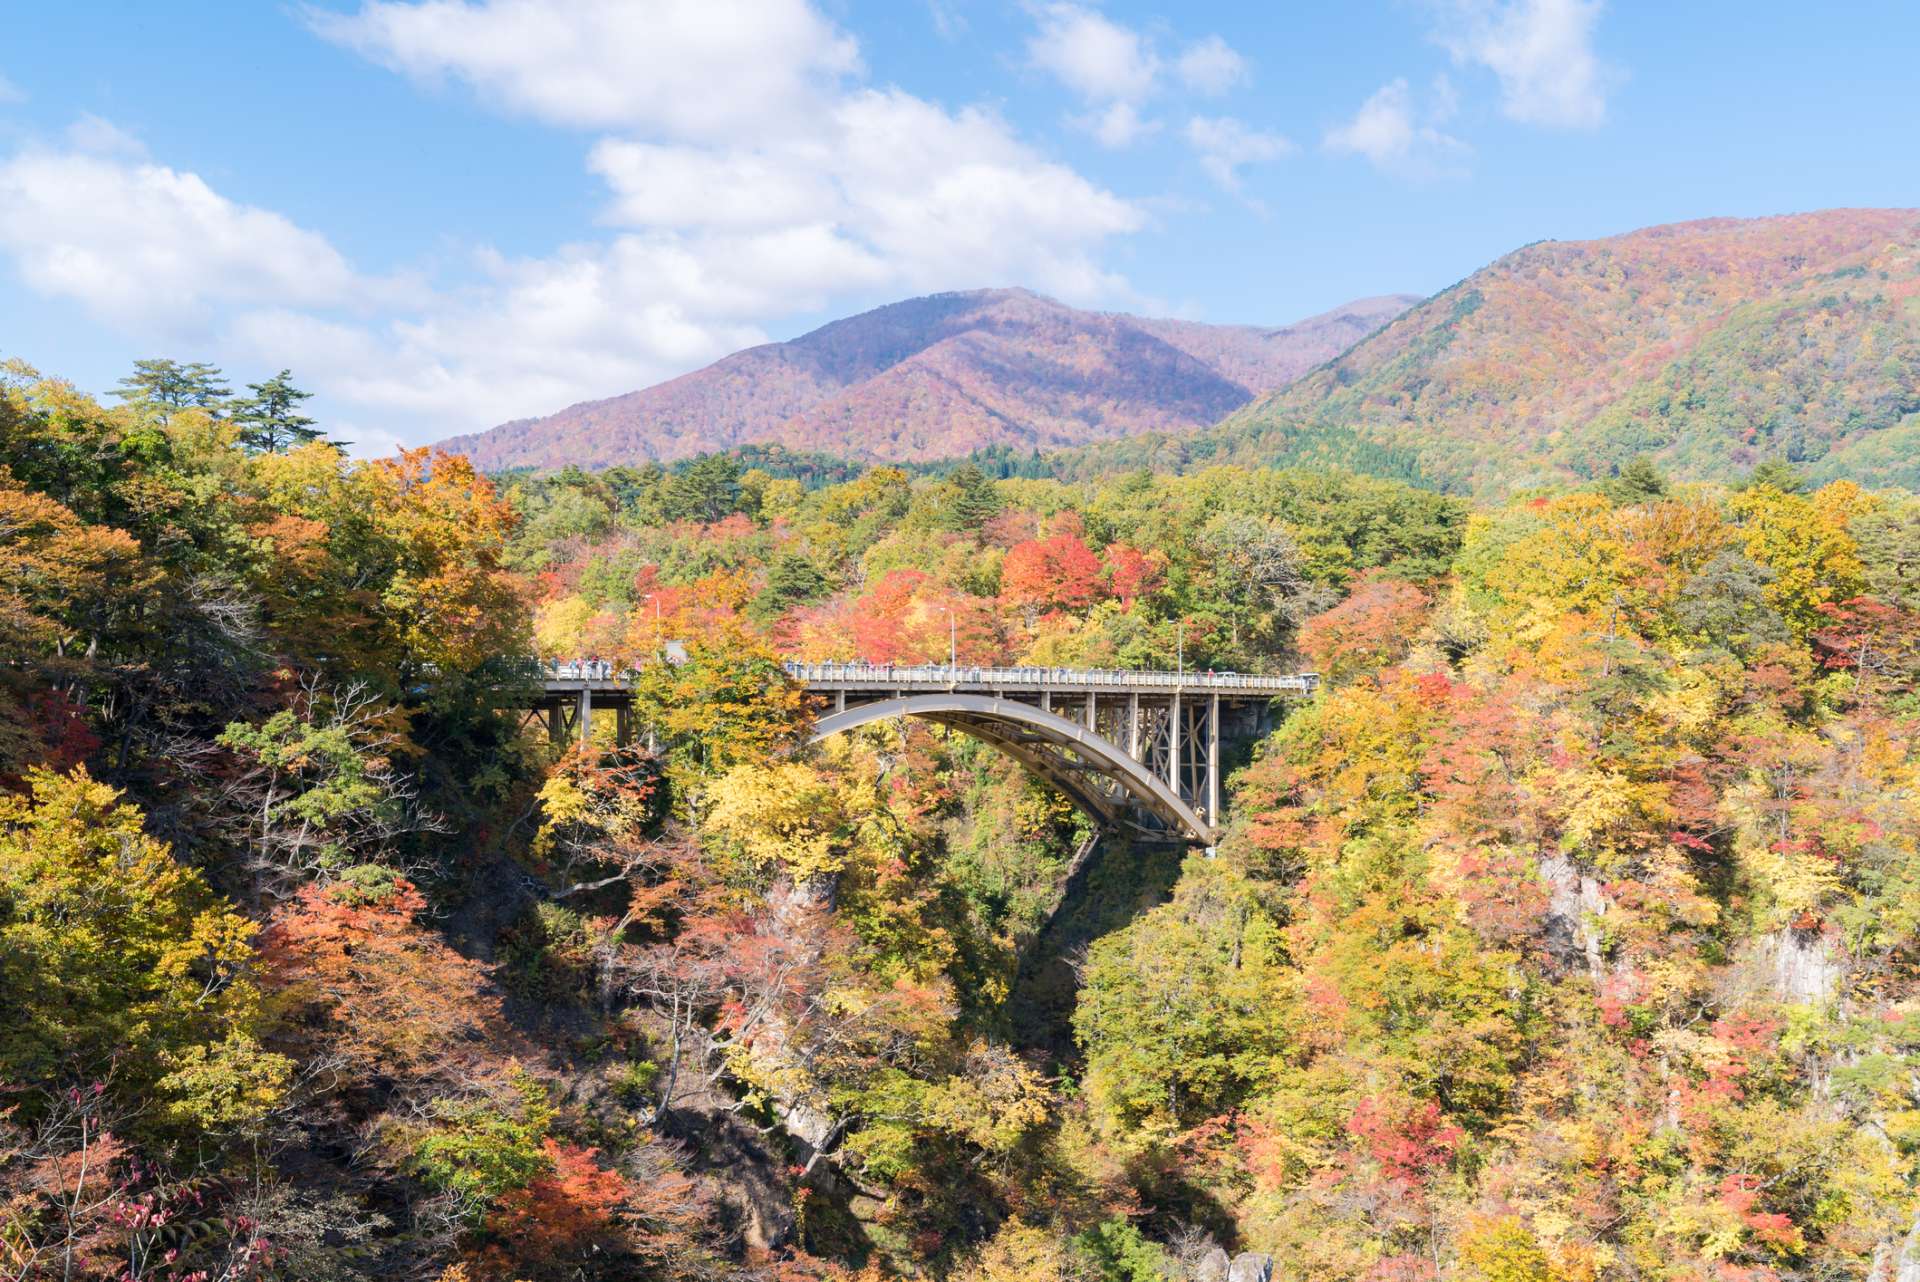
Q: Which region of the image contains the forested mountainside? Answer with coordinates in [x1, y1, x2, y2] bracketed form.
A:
[9, 355, 1920, 1281]
[434, 289, 1415, 471]
[1070, 209, 1920, 494]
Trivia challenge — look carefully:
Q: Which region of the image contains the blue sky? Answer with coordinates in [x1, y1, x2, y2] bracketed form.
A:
[1, 0, 1916, 454]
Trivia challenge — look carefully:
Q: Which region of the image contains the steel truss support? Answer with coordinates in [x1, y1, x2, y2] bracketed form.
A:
[811, 693, 1214, 843]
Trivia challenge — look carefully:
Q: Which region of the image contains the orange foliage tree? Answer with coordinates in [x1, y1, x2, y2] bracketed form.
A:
[1298, 574, 1430, 682]
[259, 868, 512, 1089]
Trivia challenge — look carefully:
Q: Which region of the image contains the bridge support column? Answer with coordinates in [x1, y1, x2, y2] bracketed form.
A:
[546, 704, 563, 744]
[1207, 693, 1220, 826]
[1085, 692, 1096, 730]
[1127, 693, 1140, 759]
[577, 686, 592, 748]
[1168, 691, 1182, 798]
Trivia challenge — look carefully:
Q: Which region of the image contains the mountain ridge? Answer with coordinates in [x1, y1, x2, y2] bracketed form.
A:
[1094, 207, 1920, 493]
[434, 287, 1418, 470]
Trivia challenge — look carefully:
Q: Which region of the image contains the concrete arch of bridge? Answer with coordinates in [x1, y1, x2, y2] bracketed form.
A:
[809, 693, 1214, 845]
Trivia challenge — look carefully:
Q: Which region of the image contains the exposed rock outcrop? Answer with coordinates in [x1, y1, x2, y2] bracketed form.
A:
[1539, 852, 1610, 976]
[1228, 1252, 1274, 1282]
[1757, 925, 1845, 1005]
[1194, 1246, 1231, 1282]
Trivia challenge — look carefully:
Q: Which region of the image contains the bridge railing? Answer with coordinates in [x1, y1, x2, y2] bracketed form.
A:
[543, 659, 627, 681]
[535, 657, 1319, 694]
[780, 660, 1318, 694]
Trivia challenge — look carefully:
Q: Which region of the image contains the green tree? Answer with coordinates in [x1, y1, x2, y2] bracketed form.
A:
[1600, 455, 1669, 505]
[1074, 1219, 1171, 1281]
[411, 1076, 556, 1224]
[1741, 457, 1808, 494]
[1853, 493, 1920, 611]
[943, 462, 1003, 532]
[113, 357, 232, 420]
[628, 637, 811, 803]
[751, 551, 831, 621]
[662, 453, 744, 523]
[1074, 865, 1294, 1144]
[215, 682, 439, 899]
[234, 368, 320, 453]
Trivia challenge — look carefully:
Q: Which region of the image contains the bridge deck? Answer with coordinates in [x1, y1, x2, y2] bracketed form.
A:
[534, 661, 1318, 699]
[780, 661, 1317, 696]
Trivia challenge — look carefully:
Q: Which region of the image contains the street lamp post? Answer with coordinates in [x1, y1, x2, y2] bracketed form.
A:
[935, 604, 957, 672]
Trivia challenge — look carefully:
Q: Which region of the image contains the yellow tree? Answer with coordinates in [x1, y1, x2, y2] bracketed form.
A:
[1728, 481, 1869, 635]
[1482, 493, 1636, 650]
[0, 767, 288, 1130]
[0, 467, 142, 661]
[361, 448, 528, 674]
[246, 444, 529, 679]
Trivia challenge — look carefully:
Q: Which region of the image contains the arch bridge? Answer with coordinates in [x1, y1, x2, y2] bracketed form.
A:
[525, 660, 1317, 846]
[794, 663, 1315, 845]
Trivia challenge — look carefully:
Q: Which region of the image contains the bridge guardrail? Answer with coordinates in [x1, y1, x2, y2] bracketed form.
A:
[533, 658, 1317, 693]
[778, 661, 1317, 693]
[542, 660, 626, 681]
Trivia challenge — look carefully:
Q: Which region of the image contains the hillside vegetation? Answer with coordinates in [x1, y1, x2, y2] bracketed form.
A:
[436, 289, 1415, 471]
[1077, 209, 1920, 494]
[9, 350, 1920, 1282]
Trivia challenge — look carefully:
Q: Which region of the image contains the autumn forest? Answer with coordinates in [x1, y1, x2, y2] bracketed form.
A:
[7, 335, 1920, 1282]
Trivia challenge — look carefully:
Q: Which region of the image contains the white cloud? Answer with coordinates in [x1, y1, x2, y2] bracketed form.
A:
[321, 0, 1142, 299]
[0, 74, 24, 105]
[926, 0, 966, 40]
[1025, 5, 1251, 149]
[66, 113, 146, 157]
[308, 0, 861, 137]
[1432, 0, 1613, 128]
[0, 147, 365, 330]
[223, 252, 774, 438]
[1176, 35, 1246, 96]
[0, 128, 1136, 447]
[1079, 100, 1157, 149]
[586, 141, 840, 231]
[1323, 78, 1470, 178]
[0, 139, 779, 431]
[1027, 3, 1159, 104]
[1184, 115, 1292, 194]
[0, 1, 1146, 453]
[591, 89, 1141, 301]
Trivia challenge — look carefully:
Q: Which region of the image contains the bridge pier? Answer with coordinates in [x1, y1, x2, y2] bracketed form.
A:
[1207, 692, 1220, 826]
[525, 667, 638, 752]
[1167, 690, 1181, 796]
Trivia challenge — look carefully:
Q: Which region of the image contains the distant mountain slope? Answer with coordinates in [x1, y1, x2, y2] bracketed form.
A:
[1140, 209, 1920, 493]
[434, 288, 1416, 470]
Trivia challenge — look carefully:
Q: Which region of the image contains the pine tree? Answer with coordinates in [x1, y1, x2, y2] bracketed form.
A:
[661, 454, 743, 523]
[113, 358, 232, 420]
[1741, 457, 1808, 494]
[943, 462, 1002, 532]
[233, 369, 321, 453]
[1600, 455, 1669, 505]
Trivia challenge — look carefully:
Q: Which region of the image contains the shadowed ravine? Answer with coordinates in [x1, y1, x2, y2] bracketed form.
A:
[1000, 832, 1192, 1066]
